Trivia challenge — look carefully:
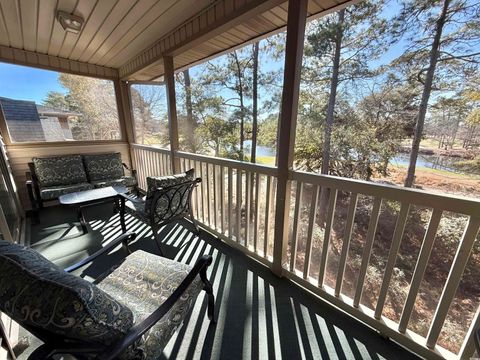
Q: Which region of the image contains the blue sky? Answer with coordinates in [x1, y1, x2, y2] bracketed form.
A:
[0, 62, 65, 103]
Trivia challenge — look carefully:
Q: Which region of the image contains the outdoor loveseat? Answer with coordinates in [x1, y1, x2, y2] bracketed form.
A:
[26, 152, 137, 210]
[0, 232, 215, 359]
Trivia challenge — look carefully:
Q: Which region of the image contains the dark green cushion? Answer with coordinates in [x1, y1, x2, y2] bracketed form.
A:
[145, 169, 195, 215]
[0, 240, 134, 344]
[91, 176, 137, 189]
[39, 182, 94, 200]
[33, 155, 87, 187]
[83, 153, 124, 181]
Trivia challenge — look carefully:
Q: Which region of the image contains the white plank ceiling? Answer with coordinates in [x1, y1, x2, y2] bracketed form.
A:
[0, 0, 212, 69]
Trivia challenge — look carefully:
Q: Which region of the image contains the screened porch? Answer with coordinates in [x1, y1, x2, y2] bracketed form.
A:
[0, 0, 479, 359]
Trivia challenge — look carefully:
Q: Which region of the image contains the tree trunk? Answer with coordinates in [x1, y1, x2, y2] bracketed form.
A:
[251, 42, 259, 164]
[404, 0, 450, 187]
[321, 9, 344, 176]
[250, 42, 260, 218]
[233, 51, 245, 161]
[450, 116, 460, 149]
[319, 9, 344, 223]
[183, 69, 197, 152]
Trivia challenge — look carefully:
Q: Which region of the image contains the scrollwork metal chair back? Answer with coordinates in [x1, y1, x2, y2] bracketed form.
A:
[149, 178, 202, 244]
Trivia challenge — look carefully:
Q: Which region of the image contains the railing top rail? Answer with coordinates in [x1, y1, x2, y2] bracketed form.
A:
[291, 170, 480, 217]
[131, 143, 171, 154]
[176, 151, 278, 176]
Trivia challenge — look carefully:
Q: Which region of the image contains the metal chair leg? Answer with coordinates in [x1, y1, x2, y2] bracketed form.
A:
[200, 265, 215, 323]
[188, 208, 200, 235]
[151, 224, 164, 257]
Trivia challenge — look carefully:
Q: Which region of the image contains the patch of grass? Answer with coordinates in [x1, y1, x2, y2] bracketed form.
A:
[256, 155, 276, 165]
[390, 164, 479, 179]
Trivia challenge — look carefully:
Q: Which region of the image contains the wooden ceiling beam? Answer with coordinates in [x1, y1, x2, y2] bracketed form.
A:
[0, 45, 119, 80]
[119, 0, 286, 80]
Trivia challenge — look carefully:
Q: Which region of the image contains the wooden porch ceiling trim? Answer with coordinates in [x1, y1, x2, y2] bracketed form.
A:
[119, 0, 286, 80]
[0, 45, 118, 80]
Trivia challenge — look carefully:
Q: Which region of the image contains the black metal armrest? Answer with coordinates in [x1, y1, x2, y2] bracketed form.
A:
[26, 172, 38, 207]
[101, 254, 213, 360]
[64, 232, 136, 273]
[122, 163, 137, 176]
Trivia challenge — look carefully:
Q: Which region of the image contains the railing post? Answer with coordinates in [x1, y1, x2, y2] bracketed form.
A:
[272, 0, 308, 276]
[164, 55, 181, 173]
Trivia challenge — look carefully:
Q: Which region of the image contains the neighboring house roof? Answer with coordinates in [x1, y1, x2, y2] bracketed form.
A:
[0, 97, 79, 142]
[0, 97, 45, 142]
[0, 97, 40, 122]
[36, 105, 81, 117]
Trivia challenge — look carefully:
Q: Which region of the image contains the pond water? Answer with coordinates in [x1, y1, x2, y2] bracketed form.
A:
[243, 141, 473, 175]
[244, 140, 276, 157]
[390, 153, 466, 173]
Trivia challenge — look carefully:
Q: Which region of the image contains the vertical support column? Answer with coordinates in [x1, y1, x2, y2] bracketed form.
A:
[116, 80, 136, 144]
[164, 56, 181, 173]
[272, 0, 308, 276]
[115, 80, 136, 172]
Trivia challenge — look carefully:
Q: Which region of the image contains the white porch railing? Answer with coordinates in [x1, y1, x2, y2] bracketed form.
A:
[131, 144, 172, 190]
[131, 143, 480, 360]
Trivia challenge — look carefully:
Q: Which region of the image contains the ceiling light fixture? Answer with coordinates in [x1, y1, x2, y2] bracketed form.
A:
[56, 11, 84, 34]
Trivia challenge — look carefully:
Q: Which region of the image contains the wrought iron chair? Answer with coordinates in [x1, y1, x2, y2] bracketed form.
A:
[0, 233, 215, 360]
[120, 171, 201, 255]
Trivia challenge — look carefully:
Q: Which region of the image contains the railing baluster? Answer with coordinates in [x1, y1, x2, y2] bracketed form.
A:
[290, 181, 303, 272]
[228, 167, 233, 238]
[264, 175, 272, 257]
[335, 192, 358, 297]
[354, 197, 382, 307]
[398, 209, 442, 333]
[220, 166, 225, 235]
[254, 173, 260, 253]
[303, 185, 320, 280]
[374, 203, 410, 319]
[318, 189, 337, 287]
[245, 171, 251, 248]
[159, 152, 164, 175]
[160, 153, 164, 175]
[236, 168, 242, 243]
[140, 149, 145, 189]
[155, 152, 159, 175]
[213, 164, 218, 230]
[151, 153, 159, 176]
[147, 151, 153, 176]
[206, 163, 211, 226]
[426, 216, 480, 349]
[459, 304, 480, 359]
[145, 150, 151, 176]
[200, 162, 205, 224]
[195, 160, 200, 219]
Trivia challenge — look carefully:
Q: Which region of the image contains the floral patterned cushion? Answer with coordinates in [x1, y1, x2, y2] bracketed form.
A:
[0, 240, 134, 345]
[33, 155, 87, 187]
[83, 153, 124, 182]
[39, 182, 94, 200]
[97, 250, 203, 360]
[145, 169, 195, 216]
[91, 176, 137, 189]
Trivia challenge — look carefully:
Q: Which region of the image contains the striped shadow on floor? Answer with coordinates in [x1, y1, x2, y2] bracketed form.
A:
[20, 203, 419, 360]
